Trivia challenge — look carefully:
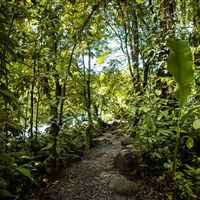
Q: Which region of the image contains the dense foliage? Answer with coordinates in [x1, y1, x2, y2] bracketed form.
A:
[0, 0, 199, 199]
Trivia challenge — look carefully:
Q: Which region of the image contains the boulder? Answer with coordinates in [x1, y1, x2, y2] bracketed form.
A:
[109, 174, 138, 196]
[114, 149, 137, 171]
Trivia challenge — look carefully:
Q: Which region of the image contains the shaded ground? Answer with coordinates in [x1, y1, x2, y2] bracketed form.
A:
[29, 132, 166, 200]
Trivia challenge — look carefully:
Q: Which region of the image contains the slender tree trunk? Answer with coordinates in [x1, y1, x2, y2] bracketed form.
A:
[82, 51, 92, 150]
[86, 49, 92, 150]
[160, 0, 176, 37]
[143, 61, 150, 88]
[157, 0, 176, 77]
[83, 55, 87, 110]
[0, 1, 17, 151]
[30, 58, 36, 152]
[50, 37, 62, 171]
[35, 62, 41, 147]
[191, 0, 200, 67]
[24, 88, 30, 140]
[58, 2, 101, 130]
[117, 2, 135, 86]
[132, 8, 140, 90]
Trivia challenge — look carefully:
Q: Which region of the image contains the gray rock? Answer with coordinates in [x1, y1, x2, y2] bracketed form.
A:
[114, 149, 137, 171]
[121, 137, 133, 146]
[92, 137, 112, 147]
[109, 174, 138, 196]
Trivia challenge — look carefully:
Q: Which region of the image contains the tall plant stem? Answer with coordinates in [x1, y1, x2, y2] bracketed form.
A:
[172, 106, 182, 179]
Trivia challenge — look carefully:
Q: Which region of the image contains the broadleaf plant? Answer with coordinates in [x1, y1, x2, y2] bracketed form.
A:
[167, 39, 193, 107]
[166, 38, 193, 181]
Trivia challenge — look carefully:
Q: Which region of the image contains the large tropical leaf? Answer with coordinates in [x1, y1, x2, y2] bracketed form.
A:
[16, 166, 34, 182]
[0, 86, 19, 105]
[6, 119, 21, 130]
[167, 39, 193, 107]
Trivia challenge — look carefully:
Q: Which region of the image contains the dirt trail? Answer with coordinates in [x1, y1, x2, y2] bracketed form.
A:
[34, 132, 137, 200]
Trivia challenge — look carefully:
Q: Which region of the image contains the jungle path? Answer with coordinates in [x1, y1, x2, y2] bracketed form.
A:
[31, 131, 150, 200]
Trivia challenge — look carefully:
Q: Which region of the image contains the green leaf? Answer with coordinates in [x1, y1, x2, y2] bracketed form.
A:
[139, 107, 150, 113]
[56, 145, 62, 155]
[0, 177, 8, 189]
[155, 89, 162, 96]
[6, 120, 21, 130]
[167, 39, 193, 107]
[0, 87, 19, 105]
[181, 106, 200, 124]
[99, 73, 105, 82]
[41, 143, 53, 151]
[0, 108, 8, 120]
[13, 151, 27, 158]
[157, 110, 168, 120]
[0, 189, 12, 197]
[16, 166, 34, 182]
[186, 137, 194, 149]
[163, 162, 171, 169]
[193, 119, 200, 129]
[0, 152, 13, 164]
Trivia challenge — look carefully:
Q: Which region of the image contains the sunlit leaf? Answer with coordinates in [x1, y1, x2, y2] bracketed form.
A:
[56, 64, 61, 72]
[139, 107, 150, 113]
[96, 54, 106, 64]
[99, 73, 105, 82]
[40, 0, 46, 6]
[193, 119, 200, 129]
[155, 89, 162, 96]
[186, 137, 194, 149]
[56, 65, 68, 79]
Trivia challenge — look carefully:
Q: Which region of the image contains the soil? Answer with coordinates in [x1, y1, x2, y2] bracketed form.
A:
[29, 131, 168, 200]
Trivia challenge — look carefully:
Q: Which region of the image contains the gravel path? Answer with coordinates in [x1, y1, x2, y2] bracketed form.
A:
[44, 133, 137, 200]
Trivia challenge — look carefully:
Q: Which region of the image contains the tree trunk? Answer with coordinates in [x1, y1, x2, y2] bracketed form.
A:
[50, 37, 62, 171]
[30, 58, 36, 152]
[118, 2, 135, 86]
[35, 61, 41, 148]
[86, 49, 92, 150]
[132, 7, 140, 91]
